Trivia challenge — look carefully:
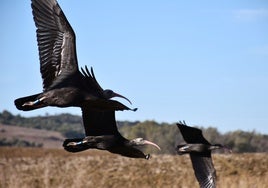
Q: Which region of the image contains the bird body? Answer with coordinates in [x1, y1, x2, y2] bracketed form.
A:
[64, 135, 122, 152]
[64, 136, 151, 159]
[63, 108, 160, 159]
[15, 0, 135, 112]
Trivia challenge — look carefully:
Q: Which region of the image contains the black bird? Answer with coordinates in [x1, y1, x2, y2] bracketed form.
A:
[176, 121, 231, 188]
[63, 107, 161, 159]
[15, 0, 135, 112]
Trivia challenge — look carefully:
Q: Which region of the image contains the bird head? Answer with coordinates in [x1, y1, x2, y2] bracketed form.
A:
[129, 138, 161, 150]
[103, 89, 132, 105]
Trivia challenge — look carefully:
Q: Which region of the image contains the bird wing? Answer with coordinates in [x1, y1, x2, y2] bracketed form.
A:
[80, 66, 104, 96]
[31, 0, 78, 90]
[81, 107, 121, 136]
[190, 153, 217, 188]
[83, 98, 136, 112]
[176, 121, 210, 145]
[108, 145, 147, 159]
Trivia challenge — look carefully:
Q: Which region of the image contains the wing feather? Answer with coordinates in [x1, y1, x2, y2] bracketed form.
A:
[190, 154, 217, 188]
[81, 107, 120, 136]
[31, 0, 78, 90]
[80, 66, 104, 97]
[177, 121, 210, 145]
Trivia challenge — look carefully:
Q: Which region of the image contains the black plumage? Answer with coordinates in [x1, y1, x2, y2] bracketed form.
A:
[63, 108, 161, 159]
[15, 0, 135, 112]
[176, 121, 230, 188]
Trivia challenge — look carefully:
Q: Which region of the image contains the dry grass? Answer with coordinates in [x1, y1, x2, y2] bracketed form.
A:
[0, 147, 267, 188]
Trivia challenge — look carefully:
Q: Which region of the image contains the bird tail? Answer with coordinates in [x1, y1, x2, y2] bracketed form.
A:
[14, 93, 45, 111]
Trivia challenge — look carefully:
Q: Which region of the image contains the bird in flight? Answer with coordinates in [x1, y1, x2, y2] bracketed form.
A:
[63, 107, 161, 159]
[15, 0, 136, 112]
[176, 121, 231, 188]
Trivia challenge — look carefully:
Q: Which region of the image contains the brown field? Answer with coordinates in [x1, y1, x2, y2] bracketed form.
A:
[0, 147, 267, 188]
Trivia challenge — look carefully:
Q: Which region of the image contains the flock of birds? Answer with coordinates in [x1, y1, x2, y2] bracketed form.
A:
[14, 0, 231, 187]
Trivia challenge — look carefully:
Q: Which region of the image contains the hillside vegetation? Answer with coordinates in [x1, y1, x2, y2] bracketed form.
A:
[1, 110, 268, 153]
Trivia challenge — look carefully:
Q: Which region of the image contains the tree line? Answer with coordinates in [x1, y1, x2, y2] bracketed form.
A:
[0, 110, 267, 153]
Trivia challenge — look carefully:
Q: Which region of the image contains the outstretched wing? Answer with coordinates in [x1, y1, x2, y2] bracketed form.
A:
[190, 154, 217, 188]
[80, 66, 104, 97]
[81, 107, 121, 136]
[31, 0, 78, 90]
[176, 121, 210, 145]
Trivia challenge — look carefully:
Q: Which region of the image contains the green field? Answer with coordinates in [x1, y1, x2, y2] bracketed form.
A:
[0, 147, 267, 188]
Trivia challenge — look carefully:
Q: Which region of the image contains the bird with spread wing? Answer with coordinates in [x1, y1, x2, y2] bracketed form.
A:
[176, 121, 231, 188]
[15, 0, 136, 112]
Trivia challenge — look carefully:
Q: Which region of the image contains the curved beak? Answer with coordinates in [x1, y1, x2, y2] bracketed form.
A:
[113, 92, 132, 105]
[143, 140, 161, 151]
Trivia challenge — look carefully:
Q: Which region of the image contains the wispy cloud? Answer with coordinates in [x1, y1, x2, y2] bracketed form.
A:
[233, 9, 268, 22]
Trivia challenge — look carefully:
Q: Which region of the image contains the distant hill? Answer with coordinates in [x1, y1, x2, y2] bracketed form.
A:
[0, 124, 64, 148]
[0, 110, 268, 153]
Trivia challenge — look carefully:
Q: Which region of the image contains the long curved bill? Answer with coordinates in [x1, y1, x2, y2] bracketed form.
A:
[144, 140, 161, 150]
[113, 92, 133, 105]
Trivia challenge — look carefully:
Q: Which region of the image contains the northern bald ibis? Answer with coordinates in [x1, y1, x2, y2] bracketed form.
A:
[63, 107, 161, 159]
[15, 0, 135, 112]
[176, 121, 231, 188]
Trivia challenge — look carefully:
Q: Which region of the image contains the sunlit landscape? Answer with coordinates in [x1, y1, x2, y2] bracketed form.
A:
[0, 147, 267, 188]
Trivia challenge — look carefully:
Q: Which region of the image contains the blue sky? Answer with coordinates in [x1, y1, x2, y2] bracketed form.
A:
[1, 0, 268, 133]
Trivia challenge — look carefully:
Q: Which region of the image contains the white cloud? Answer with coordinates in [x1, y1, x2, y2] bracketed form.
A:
[234, 9, 268, 22]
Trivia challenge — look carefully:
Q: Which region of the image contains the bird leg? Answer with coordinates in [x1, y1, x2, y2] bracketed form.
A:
[22, 97, 46, 107]
[63, 138, 91, 153]
[65, 136, 104, 147]
[65, 138, 89, 147]
[66, 141, 84, 146]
